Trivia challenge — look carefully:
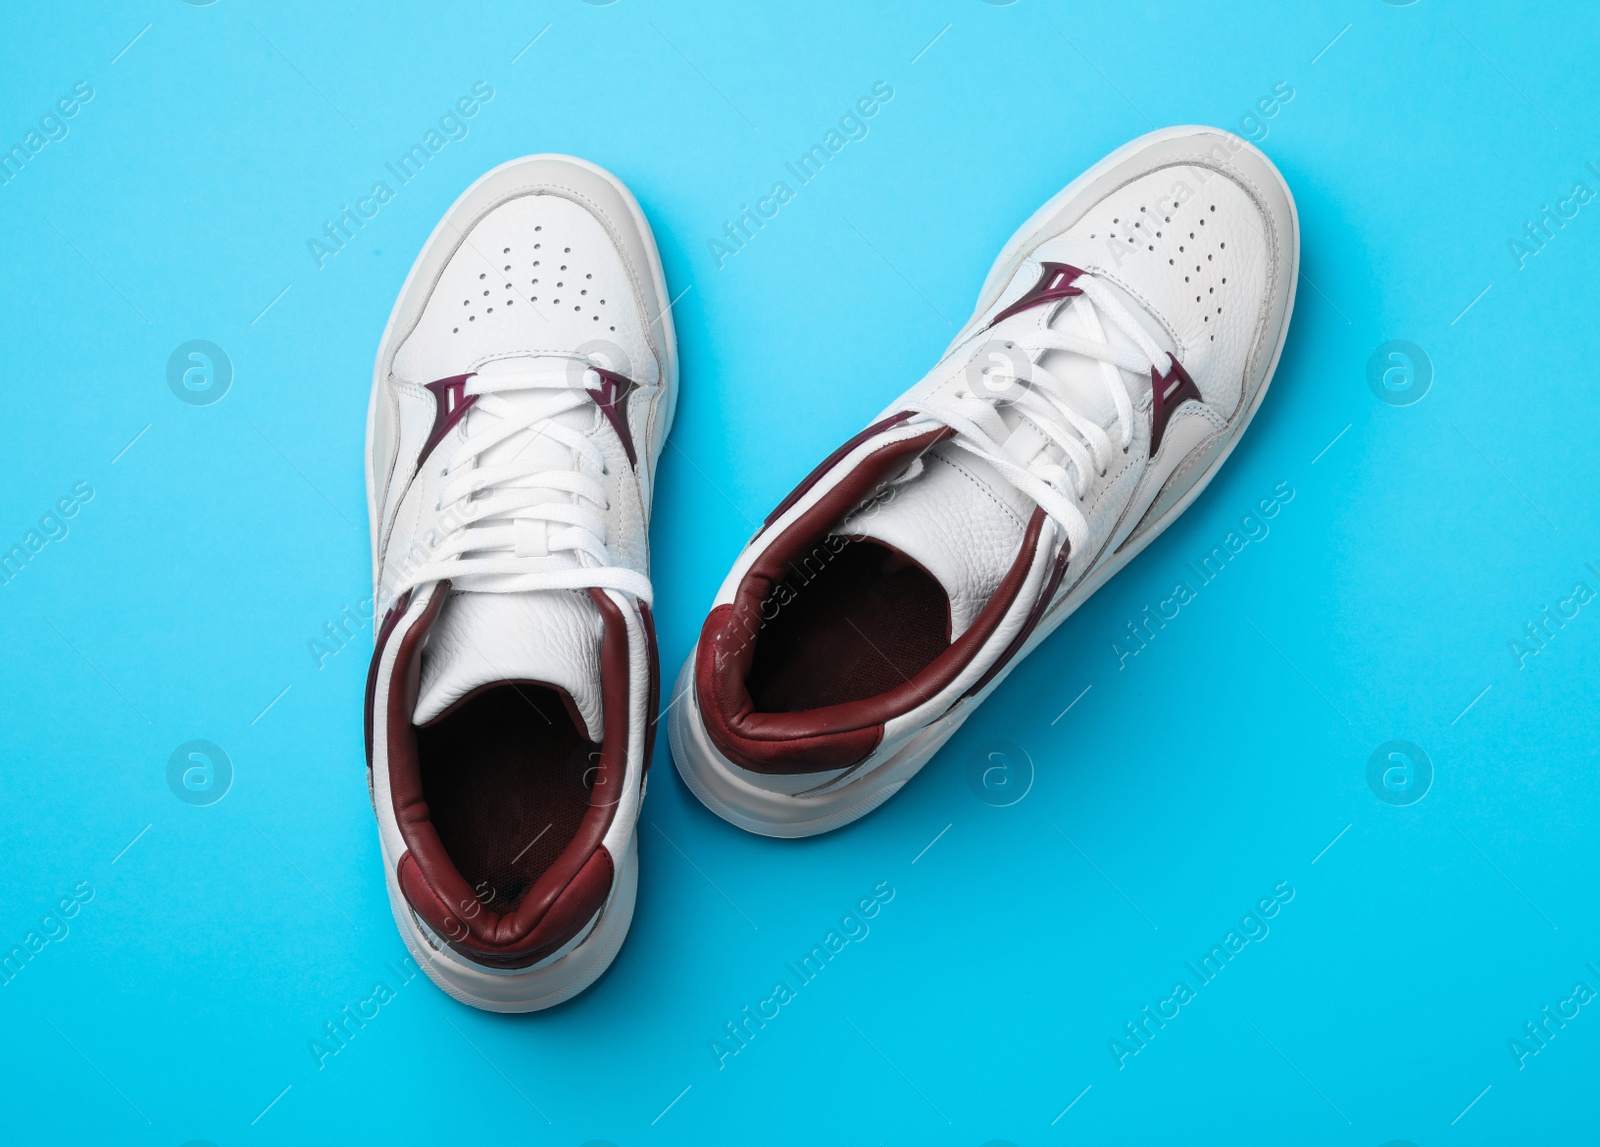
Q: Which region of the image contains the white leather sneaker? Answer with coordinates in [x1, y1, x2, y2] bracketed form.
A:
[364, 156, 676, 1009]
[671, 127, 1297, 837]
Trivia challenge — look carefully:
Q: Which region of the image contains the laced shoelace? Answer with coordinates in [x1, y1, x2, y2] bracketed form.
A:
[392, 359, 653, 603]
[910, 273, 1173, 561]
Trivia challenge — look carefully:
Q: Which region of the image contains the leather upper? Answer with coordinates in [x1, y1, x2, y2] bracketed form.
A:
[690, 130, 1295, 778]
[365, 156, 671, 971]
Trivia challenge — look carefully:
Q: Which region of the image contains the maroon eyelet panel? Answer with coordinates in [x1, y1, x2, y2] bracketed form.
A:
[589, 367, 641, 467]
[1149, 356, 1202, 456]
[419, 374, 477, 469]
[419, 368, 641, 472]
[987, 262, 1085, 328]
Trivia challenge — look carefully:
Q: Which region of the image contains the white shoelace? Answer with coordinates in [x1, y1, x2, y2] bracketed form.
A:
[911, 273, 1173, 560]
[393, 360, 653, 603]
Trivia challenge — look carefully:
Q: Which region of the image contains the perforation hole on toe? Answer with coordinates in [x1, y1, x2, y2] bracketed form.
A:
[1071, 181, 1242, 342]
[444, 208, 619, 337]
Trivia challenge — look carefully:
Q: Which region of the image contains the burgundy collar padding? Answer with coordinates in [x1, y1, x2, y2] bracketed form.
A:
[696, 426, 1049, 775]
[376, 583, 632, 968]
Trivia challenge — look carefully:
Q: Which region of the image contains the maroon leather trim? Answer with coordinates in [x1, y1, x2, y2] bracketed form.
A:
[397, 846, 615, 970]
[962, 530, 1070, 699]
[383, 583, 630, 967]
[591, 367, 640, 467]
[987, 262, 1085, 328]
[639, 601, 660, 773]
[1149, 355, 1202, 457]
[696, 422, 1050, 774]
[762, 410, 918, 529]
[419, 374, 477, 469]
[365, 590, 414, 771]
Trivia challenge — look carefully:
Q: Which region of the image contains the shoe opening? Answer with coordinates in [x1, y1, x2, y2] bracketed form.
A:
[417, 684, 596, 915]
[744, 538, 952, 713]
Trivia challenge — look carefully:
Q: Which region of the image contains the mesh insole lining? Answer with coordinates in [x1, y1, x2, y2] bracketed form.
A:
[745, 538, 952, 713]
[417, 684, 595, 915]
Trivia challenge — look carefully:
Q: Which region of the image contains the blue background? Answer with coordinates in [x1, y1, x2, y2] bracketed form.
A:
[1, 0, 1596, 1143]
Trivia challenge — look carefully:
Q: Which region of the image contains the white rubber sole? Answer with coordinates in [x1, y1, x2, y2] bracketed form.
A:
[363, 155, 676, 1008]
[670, 127, 1299, 838]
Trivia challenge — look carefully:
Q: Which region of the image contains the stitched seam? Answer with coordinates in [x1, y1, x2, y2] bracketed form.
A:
[931, 452, 1027, 530]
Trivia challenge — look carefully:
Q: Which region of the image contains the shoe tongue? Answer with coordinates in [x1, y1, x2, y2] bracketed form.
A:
[413, 588, 604, 736]
[838, 443, 1035, 640]
[836, 265, 1176, 639]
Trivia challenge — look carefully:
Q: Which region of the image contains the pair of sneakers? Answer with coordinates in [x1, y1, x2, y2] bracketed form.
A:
[365, 127, 1299, 1011]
